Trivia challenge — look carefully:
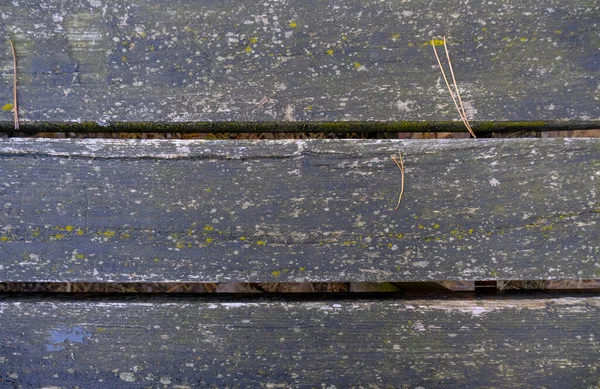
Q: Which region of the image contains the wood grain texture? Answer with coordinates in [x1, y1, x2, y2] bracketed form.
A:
[0, 0, 599, 125]
[0, 138, 598, 282]
[2, 294, 600, 388]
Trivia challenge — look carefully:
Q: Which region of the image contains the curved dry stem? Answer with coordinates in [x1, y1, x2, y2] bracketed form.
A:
[431, 37, 475, 138]
[391, 153, 405, 210]
[9, 38, 18, 130]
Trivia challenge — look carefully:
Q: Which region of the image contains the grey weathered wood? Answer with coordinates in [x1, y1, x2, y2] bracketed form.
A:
[2, 294, 600, 387]
[0, 138, 599, 282]
[0, 0, 599, 126]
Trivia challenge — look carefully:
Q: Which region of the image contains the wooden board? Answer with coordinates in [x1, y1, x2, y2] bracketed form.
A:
[1, 0, 599, 127]
[2, 294, 600, 388]
[1, 138, 599, 283]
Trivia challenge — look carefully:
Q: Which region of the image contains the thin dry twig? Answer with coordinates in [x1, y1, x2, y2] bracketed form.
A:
[9, 38, 18, 130]
[432, 36, 475, 138]
[390, 152, 405, 210]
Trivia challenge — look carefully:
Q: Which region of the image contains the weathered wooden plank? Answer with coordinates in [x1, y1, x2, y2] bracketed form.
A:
[0, 138, 598, 282]
[0, 0, 599, 125]
[1, 294, 600, 388]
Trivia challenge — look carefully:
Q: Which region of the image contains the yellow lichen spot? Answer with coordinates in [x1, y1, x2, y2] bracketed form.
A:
[417, 225, 424, 229]
[391, 33, 401, 40]
[396, 233, 403, 239]
[554, 30, 562, 34]
[102, 230, 115, 237]
[77, 229, 84, 235]
[288, 21, 297, 28]
[299, 267, 305, 271]
[0, 236, 9, 242]
[326, 49, 334, 56]
[468, 229, 474, 234]
[65, 225, 74, 232]
[387, 243, 393, 248]
[54, 234, 65, 240]
[482, 27, 487, 31]
[204, 225, 214, 231]
[240, 236, 246, 241]
[450, 229, 459, 235]
[256, 240, 267, 246]
[175, 243, 185, 249]
[541, 225, 553, 231]
[424, 39, 445, 47]
[245, 46, 252, 53]
[139, 31, 147, 38]
[354, 62, 362, 68]
[519, 37, 528, 42]
[206, 238, 214, 243]
[249, 37, 259, 44]
[272, 270, 281, 277]
[149, 45, 155, 51]
[408, 42, 414, 47]
[76, 254, 85, 259]
[433, 223, 440, 229]
[121, 56, 127, 61]
[153, 258, 159, 262]
[1, 103, 13, 111]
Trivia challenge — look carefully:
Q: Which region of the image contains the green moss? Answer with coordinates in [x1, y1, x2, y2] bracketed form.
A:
[1, 120, 584, 134]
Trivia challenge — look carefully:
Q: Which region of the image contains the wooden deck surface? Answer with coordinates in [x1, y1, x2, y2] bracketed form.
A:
[2, 293, 600, 388]
[1, 0, 599, 127]
[1, 138, 598, 283]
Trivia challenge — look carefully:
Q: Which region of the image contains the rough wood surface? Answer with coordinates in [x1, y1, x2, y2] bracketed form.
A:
[2, 294, 600, 388]
[0, 138, 598, 282]
[0, 0, 599, 126]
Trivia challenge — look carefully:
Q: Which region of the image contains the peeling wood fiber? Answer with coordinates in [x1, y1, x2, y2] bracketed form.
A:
[0, 0, 599, 124]
[0, 138, 598, 283]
